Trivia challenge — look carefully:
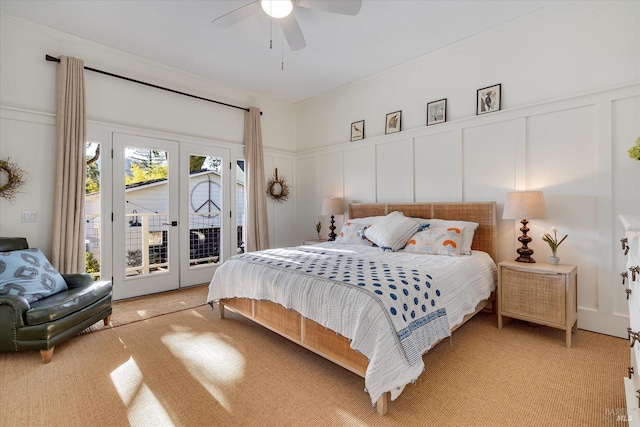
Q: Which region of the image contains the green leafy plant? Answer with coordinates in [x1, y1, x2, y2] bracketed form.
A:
[85, 251, 100, 279]
[541, 226, 568, 257]
[629, 137, 640, 161]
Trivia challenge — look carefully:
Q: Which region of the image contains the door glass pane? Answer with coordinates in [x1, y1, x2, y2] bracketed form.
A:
[236, 160, 246, 255]
[124, 147, 170, 277]
[85, 141, 101, 280]
[188, 155, 223, 266]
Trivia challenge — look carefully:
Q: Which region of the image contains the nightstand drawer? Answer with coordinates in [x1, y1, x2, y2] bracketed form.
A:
[501, 267, 565, 324]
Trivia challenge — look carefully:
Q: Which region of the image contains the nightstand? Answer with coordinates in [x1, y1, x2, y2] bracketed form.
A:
[302, 239, 328, 245]
[498, 260, 578, 348]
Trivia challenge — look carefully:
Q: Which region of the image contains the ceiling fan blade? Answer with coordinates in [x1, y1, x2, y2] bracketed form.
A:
[212, 1, 261, 28]
[280, 13, 306, 51]
[296, 0, 361, 15]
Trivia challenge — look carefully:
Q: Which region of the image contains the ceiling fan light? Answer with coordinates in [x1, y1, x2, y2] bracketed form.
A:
[261, 0, 293, 19]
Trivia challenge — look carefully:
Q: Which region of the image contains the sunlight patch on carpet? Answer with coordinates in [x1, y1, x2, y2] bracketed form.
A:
[161, 330, 245, 413]
[110, 357, 173, 425]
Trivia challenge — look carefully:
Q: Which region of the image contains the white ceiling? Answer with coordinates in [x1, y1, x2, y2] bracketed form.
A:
[0, 0, 557, 104]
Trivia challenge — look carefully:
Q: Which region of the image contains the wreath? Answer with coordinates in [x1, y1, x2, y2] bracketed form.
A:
[0, 158, 26, 203]
[266, 168, 290, 202]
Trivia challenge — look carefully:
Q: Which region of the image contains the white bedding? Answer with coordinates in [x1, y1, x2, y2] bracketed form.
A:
[207, 242, 497, 405]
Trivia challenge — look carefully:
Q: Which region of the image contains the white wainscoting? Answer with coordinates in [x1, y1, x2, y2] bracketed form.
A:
[295, 83, 640, 337]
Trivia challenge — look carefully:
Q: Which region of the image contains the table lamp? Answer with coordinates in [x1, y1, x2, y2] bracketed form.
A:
[503, 190, 547, 263]
[321, 197, 343, 241]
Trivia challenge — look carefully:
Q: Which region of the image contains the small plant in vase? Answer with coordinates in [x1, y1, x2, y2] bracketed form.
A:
[314, 220, 322, 240]
[542, 226, 568, 265]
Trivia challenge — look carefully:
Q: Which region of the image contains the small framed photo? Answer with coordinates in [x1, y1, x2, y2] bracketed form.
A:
[477, 84, 501, 115]
[426, 99, 447, 126]
[385, 111, 401, 135]
[351, 120, 364, 141]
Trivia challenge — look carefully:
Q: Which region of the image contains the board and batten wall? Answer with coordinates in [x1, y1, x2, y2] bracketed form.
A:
[295, 1, 640, 338]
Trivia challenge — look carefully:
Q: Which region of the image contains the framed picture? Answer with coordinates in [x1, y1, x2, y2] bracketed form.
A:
[385, 111, 401, 135]
[426, 99, 447, 126]
[477, 84, 501, 115]
[351, 120, 364, 141]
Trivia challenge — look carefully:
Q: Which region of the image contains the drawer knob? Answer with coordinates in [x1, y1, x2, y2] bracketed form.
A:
[630, 367, 635, 379]
[622, 271, 629, 285]
[622, 237, 630, 255]
[631, 266, 640, 282]
[627, 289, 632, 300]
[629, 327, 640, 347]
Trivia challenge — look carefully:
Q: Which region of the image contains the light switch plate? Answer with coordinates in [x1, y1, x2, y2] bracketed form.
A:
[21, 210, 38, 222]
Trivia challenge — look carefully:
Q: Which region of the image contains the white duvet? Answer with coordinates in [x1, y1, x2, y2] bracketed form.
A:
[207, 242, 497, 405]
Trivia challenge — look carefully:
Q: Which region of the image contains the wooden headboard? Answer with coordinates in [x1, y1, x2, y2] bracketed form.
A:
[348, 202, 498, 262]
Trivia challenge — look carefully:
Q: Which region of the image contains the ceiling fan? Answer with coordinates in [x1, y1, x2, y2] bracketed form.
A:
[212, 0, 362, 51]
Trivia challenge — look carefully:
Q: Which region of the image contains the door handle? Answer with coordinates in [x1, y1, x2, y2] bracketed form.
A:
[162, 221, 178, 226]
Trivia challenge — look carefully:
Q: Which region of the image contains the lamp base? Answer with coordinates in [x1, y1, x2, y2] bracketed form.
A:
[514, 219, 536, 263]
[328, 215, 337, 241]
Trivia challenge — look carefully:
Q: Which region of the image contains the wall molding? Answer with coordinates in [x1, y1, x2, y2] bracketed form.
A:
[295, 83, 640, 159]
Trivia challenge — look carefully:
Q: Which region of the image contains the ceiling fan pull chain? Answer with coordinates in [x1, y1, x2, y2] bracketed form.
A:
[269, 16, 273, 49]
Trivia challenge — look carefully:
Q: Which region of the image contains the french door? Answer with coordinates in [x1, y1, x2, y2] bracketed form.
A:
[112, 132, 180, 299]
[179, 142, 231, 287]
[110, 133, 235, 299]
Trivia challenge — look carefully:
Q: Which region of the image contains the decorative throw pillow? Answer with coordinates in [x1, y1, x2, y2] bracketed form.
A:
[335, 221, 374, 246]
[0, 248, 68, 303]
[364, 211, 420, 251]
[423, 219, 479, 255]
[403, 226, 465, 256]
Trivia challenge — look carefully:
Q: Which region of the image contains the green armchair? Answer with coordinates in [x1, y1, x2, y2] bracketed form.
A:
[0, 237, 112, 363]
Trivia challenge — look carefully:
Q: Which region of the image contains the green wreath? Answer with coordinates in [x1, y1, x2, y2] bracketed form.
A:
[0, 158, 26, 203]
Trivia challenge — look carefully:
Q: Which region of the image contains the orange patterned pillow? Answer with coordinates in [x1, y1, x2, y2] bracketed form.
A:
[403, 226, 464, 256]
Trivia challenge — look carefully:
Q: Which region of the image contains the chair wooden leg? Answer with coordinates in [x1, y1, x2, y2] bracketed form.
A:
[103, 315, 112, 326]
[40, 347, 54, 364]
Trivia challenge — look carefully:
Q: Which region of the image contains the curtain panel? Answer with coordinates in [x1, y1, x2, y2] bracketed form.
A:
[244, 107, 269, 252]
[51, 56, 87, 273]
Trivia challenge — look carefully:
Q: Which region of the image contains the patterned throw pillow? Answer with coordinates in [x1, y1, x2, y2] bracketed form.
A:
[335, 221, 374, 246]
[364, 211, 420, 251]
[0, 248, 68, 303]
[421, 219, 479, 255]
[403, 226, 465, 256]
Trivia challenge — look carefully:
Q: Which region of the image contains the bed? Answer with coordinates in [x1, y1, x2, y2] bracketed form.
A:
[207, 202, 498, 415]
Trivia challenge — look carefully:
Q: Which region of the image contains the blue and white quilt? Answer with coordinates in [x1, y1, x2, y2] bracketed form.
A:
[208, 243, 496, 405]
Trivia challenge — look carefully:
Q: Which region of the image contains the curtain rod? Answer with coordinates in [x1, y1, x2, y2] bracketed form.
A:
[45, 55, 262, 115]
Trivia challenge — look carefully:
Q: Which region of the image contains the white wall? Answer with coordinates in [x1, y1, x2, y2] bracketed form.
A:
[0, 15, 298, 253]
[296, 2, 639, 150]
[295, 1, 640, 338]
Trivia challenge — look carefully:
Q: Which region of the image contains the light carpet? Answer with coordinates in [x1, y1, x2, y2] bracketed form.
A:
[0, 289, 629, 426]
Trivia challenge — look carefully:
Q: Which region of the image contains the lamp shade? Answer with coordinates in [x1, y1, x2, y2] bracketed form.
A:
[321, 197, 343, 216]
[503, 191, 547, 220]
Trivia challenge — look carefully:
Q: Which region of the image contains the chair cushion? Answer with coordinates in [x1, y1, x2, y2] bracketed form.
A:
[26, 280, 112, 325]
[0, 248, 68, 303]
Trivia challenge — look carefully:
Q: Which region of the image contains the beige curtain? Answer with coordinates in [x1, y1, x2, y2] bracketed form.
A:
[51, 56, 87, 273]
[245, 107, 269, 251]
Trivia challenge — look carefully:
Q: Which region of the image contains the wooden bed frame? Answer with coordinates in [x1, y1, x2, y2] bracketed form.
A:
[219, 202, 497, 415]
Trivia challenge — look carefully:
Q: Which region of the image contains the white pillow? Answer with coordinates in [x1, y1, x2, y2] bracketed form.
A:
[403, 226, 464, 256]
[364, 211, 420, 251]
[423, 219, 479, 255]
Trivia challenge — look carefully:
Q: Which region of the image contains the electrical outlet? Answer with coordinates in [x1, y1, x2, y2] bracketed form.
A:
[21, 210, 38, 222]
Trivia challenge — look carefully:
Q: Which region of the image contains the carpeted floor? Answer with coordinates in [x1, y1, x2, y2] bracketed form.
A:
[0, 288, 629, 426]
[88, 284, 209, 331]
